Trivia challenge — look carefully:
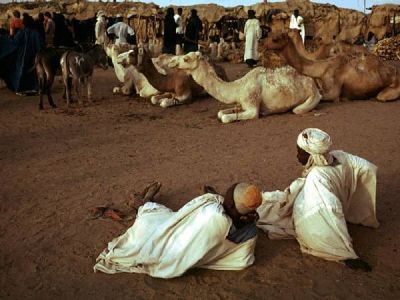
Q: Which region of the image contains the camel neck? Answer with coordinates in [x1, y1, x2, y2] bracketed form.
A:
[281, 39, 330, 78]
[139, 54, 166, 88]
[190, 60, 237, 104]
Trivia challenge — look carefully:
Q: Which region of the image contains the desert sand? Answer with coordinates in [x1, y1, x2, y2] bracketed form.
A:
[0, 64, 399, 299]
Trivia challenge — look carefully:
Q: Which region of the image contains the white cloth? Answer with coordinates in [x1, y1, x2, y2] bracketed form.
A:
[257, 150, 379, 261]
[95, 16, 108, 45]
[289, 15, 305, 43]
[94, 193, 257, 278]
[244, 19, 262, 61]
[107, 22, 134, 45]
[174, 14, 184, 34]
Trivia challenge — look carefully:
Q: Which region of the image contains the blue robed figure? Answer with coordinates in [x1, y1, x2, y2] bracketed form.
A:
[0, 15, 43, 93]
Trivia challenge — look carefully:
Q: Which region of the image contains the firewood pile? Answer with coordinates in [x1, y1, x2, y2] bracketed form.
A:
[373, 36, 400, 61]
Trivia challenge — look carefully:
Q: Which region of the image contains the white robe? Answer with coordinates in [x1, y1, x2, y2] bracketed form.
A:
[107, 22, 135, 45]
[244, 19, 262, 61]
[95, 17, 108, 45]
[94, 193, 257, 278]
[257, 150, 379, 261]
[289, 15, 305, 43]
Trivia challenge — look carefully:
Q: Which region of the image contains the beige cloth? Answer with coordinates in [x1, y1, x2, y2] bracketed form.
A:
[94, 193, 257, 278]
[257, 150, 379, 261]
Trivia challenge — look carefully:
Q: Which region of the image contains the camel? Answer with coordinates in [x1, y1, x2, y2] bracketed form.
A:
[264, 32, 400, 102]
[105, 44, 155, 97]
[168, 51, 321, 123]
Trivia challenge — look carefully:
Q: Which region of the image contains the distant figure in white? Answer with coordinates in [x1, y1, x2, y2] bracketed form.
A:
[174, 7, 184, 54]
[244, 9, 262, 68]
[107, 14, 134, 45]
[95, 11, 109, 46]
[289, 9, 305, 44]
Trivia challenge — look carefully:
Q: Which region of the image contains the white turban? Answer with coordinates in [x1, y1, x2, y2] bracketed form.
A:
[297, 128, 333, 176]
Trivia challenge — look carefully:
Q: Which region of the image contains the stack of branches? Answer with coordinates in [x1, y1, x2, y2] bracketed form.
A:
[373, 35, 400, 60]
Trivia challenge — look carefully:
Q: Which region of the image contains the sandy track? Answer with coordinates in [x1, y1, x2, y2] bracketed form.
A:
[0, 65, 399, 299]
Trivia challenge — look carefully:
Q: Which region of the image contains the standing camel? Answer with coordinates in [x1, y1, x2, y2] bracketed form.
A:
[264, 32, 400, 102]
[168, 51, 321, 123]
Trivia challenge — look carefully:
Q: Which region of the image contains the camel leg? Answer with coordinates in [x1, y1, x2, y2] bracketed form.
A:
[220, 107, 259, 123]
[160, 91, 191, 108]
[217, 108, 241, 120]
[292, 87, 321, 115]
[376, 85, 400, 102]
[150, 93, 166, 105]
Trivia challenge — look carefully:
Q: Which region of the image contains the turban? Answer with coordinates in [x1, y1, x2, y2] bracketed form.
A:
[297, 128, 333, 176]
[233, 183, 262, 215]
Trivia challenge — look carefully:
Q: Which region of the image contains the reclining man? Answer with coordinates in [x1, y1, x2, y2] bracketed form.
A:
[94, 182, 262, 278]
[257, 128, 379, 272]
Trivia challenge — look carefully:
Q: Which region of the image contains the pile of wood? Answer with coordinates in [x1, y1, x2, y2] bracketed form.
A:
[373, 36, 400, 60]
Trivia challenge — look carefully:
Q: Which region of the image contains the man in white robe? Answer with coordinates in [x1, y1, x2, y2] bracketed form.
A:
[244, 10, 262, 68]
[257, 128, 378, 271]
[289, 9, 305, 44]
[94, 182, 262, 278]
[95, 12, 108, 46]
[106, 15, 135, 46]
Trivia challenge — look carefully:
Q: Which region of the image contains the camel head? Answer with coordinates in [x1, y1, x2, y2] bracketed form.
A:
[168, 51, 203, 72]
[116, 47, 139, 67]
[263, 32, 289, 50]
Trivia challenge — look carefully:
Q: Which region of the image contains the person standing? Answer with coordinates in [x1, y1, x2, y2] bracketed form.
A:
[9, 10, 24, 37]
[107, 14, 135, 45]
[0, 15, 42, 94]
[162, 7, 177, 55]
[174, 8, 184, 50]
[184, 9, 203, 53]
[44, 12, 55, 47]
[289, 9, 305, 44]
[95, 11, 108, 46]
[243, 10, 261, 68]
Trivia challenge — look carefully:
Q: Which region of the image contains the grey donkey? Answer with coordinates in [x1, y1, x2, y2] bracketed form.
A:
[60, 44, 108, 106]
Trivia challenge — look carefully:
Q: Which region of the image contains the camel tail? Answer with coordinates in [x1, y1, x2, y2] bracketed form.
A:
[292, 82, 321, 114]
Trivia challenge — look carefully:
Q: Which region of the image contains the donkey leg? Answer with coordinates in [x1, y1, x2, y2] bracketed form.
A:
[46, 73, 57, 108]
[73, 78, 82, 105]
[87, 77, 93, 103]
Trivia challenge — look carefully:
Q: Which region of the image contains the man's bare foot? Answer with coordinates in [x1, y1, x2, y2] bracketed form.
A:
[130, 181, 162, 209]
[344, 258, 372, 272]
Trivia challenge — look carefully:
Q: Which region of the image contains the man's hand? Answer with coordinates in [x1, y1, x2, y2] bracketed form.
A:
[239, 211, 259, 224]
[203, 185, 219, 195]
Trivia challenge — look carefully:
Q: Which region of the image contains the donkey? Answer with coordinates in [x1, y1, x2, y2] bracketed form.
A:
[33, 44, 94, 110]
[60, 44, 108, 106]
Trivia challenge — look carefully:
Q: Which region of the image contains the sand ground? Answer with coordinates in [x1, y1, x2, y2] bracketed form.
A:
[0, 64, 400, 299]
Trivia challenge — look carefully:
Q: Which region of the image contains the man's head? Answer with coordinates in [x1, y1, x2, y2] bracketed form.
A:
[44, 12, 51, 20]
[178, 8, 183, 15]
[223, 183, 262, 227]
[248, 10, 256, 19]
[296, 128, 333, 173]
[294, 9, 299, 17]
[13, 10, 20, 19]
[191, 9, 198, 17]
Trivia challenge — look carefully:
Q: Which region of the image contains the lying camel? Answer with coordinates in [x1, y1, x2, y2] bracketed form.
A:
[168, 51, 321, 123]
[264, 32, 400, 102]
[134, 47, 205, 107]
[105, 44, 158, 97]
